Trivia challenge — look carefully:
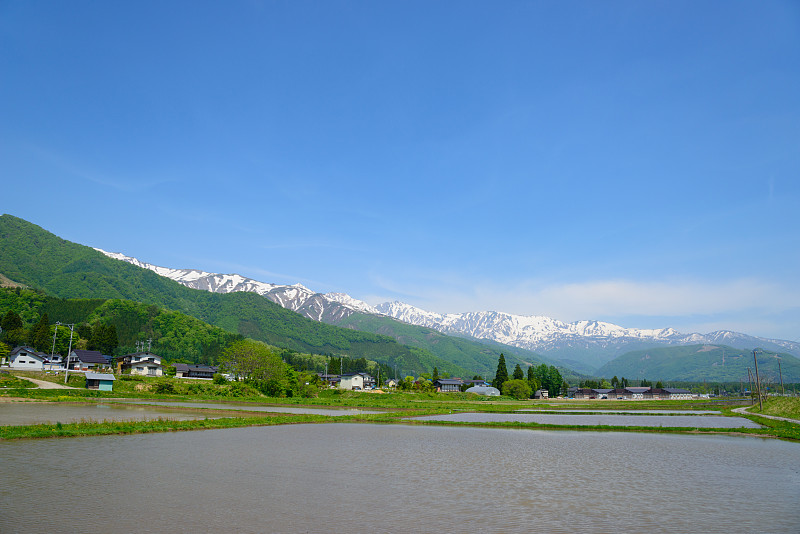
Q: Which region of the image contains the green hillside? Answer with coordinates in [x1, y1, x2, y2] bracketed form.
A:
[0, 215, 467, 376]
[335, 312, 559, 378]
[597, 344, 800, 383]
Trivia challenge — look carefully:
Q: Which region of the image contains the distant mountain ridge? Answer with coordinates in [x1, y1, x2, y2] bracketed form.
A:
[97, 249, 800, 371]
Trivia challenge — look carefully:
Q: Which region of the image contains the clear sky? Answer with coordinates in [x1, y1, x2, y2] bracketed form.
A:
[1, 1, 798, 341]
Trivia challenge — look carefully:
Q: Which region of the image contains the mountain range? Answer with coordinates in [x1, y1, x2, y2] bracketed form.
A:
[98, 249, 800, 373]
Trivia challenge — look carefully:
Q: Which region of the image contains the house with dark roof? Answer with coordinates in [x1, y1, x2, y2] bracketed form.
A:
[6, 346, 49, 370]
[433, 378, 463, 392]
[174, 363, 218, 379]
[67, 350, 110, 371]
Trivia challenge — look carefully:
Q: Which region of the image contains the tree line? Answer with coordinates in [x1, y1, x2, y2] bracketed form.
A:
[491, 353, 567, 400]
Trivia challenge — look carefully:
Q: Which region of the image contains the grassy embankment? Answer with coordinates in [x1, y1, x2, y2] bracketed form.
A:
[2, 371, 798, 441]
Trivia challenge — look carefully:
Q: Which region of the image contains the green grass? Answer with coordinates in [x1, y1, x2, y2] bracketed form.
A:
[3, 372, 797, 442]
[0, 374, 37, 389]
[749, 397, 800, 419]
[0, 413, 332, 440]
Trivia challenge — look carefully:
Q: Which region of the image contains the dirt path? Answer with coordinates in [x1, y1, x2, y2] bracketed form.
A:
[19, 377, 77, 389]
[732, 405, 800, 425]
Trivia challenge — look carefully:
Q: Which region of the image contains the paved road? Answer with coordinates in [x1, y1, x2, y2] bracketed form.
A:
[732, 405, 800, 425]
[19, 376, 77, 389]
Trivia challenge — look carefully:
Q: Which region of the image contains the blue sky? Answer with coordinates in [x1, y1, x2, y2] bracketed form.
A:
[1, 1, 799, 341]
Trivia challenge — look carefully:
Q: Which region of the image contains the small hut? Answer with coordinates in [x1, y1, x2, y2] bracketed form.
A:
[85, 372, 115, 391]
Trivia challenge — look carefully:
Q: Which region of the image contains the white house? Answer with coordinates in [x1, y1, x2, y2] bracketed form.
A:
[339, 373, 365, 390]
[120, 352, 164, 376]
[7, 346, 49, 370]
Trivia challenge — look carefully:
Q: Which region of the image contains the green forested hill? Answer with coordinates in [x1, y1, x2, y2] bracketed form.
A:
[0, 215, 467, 376]
[597, 344, 800, 383]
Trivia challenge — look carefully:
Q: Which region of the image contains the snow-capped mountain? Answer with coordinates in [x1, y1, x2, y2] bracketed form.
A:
[97, 249, 800, 368]
[374, 301, 800, 368]
[96, 249, 376, 323]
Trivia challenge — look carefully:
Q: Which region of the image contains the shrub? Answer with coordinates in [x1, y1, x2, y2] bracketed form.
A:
[502, 379, 532, 400]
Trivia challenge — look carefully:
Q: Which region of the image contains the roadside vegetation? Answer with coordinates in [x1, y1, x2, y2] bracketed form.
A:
[2, 369, 798, 442]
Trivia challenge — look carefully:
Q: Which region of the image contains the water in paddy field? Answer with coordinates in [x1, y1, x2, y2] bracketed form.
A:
[2, 423, 798, 533]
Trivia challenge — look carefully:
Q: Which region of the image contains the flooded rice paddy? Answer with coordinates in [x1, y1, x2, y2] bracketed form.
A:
[1, 423, 798, 533]
[414, 412, 762, 428]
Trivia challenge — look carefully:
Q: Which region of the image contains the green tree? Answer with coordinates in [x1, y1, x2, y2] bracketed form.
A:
[0, 341, 10, 362]
[432, 366, 440, 381]
[492, 354, 509, 389]
[655, 380, 664, 389]
[502, 379, 532, 400]
[29, 313, 51, 352]
[1, 310, 23, 332]
[512, 363, 524, 380]
[547, 366, 563, 397]
[218, 339, 286, 383]
[527, 365, 540, 396]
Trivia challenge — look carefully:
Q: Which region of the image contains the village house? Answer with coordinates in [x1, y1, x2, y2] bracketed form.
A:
[317, 373, 341, 387]
[6, 346, 49, 370]
[339, 372, 365, 390]
[382, 377, 399, 388]
[66, 350, 111, 372]
[173, 363, 219, 379]
[433, 378, 463, 392]
[339, 372, 376, 390]
[119, 351, 164, 376]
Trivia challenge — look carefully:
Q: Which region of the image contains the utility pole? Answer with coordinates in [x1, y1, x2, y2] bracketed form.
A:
[51, 321, 60, 370]
[62, 323, 75, 384]
[753, 349, 763, 411]
[747, 368, 754, 405]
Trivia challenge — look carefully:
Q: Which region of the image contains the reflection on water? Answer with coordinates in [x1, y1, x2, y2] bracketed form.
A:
[517, 409, 722, 414]
[1, 424, 798, 533]
[114, 400, 383, 416]
[414, 412, 762, 428]
[0, 402, 211, 426]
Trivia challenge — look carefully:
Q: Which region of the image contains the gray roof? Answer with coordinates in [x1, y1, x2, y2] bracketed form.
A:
[434, 378, 463, 385]
[85, 372, 115, 381]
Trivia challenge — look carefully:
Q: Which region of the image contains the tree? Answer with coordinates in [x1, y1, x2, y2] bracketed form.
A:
[512, 363, 524, 380]
[432, 367, 440, 381]
[611, 376, 619, 388]
[218, 339, 286, 382]
[527, 365, 540, 396]
[492, 354, 509, 389]
[502, 379, 532, 400]
[547, 366, 563, 397]
[29, 313, 51, 352]
[655, 380, 664, 389]
[1, 310, 22, 332]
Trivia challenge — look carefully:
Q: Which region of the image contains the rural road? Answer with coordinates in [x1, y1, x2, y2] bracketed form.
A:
[19, 377, 76, 389]
[732, 405, 800, 425]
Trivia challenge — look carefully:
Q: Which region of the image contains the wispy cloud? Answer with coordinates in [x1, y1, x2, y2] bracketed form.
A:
[28, 144, 178, 193]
